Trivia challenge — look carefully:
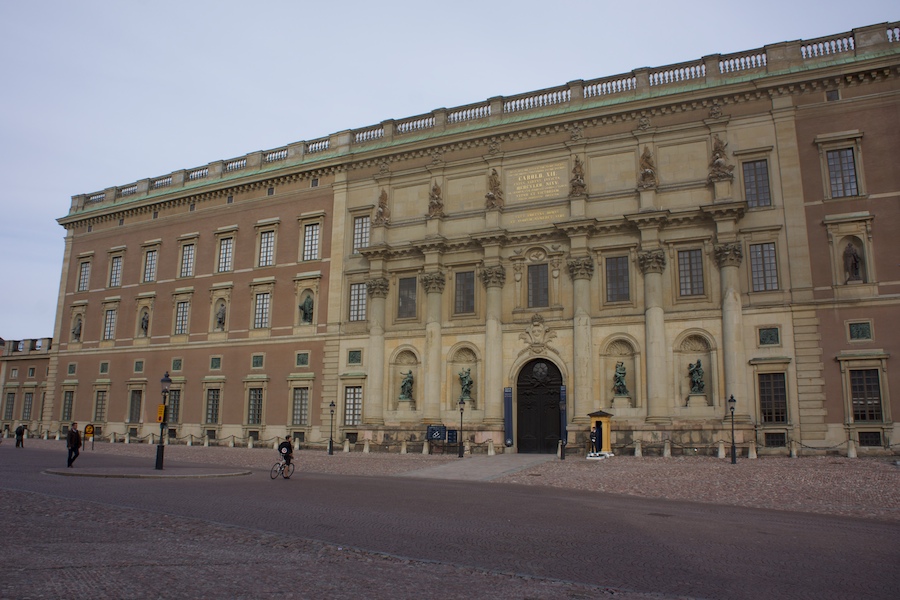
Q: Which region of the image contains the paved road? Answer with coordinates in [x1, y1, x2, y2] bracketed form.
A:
[1, 445, 897, 599]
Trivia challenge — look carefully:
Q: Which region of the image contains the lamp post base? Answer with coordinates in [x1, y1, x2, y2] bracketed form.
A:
[155, 444, 165, 470]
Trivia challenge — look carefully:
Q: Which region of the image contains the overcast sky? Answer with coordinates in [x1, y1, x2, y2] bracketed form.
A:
[0, 0, 895, 341]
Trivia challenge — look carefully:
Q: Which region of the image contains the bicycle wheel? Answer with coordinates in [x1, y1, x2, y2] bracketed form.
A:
[283, 463, 295, 479]
[270, 463, 281, 479]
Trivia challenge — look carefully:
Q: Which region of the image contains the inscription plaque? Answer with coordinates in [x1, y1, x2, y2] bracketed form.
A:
[508, 162, 567, 203]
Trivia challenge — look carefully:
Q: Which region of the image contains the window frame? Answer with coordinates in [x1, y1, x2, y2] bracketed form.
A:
[178, 237, 197, 278]
[396, 276, 418, 320]
[677, 248, 705, 298]
[142, 244, 159, 283]
[291, 386, 310, 426]
[749, 242, 779, 292]
[741, 158, 772, 208]
[604, 254, 631, 304]
[77, 260, 92, 292]
[255, 221, 278, 268]
[527, 263, 550, 308]
[815, 131, 866, 200]
[454, 270, 476, 315]
[352, 215, 370, 254]
[349, 282, 367, 322]
[108, 253, 124, 288]
[343, 385, 363, 426]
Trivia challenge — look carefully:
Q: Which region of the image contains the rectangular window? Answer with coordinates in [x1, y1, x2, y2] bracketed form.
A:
[217, 237, 234, 272]
[210, 356, 222, 370]
[180, 244, 195, 278]
[94, 390, 107, 422]
[134, 360, 144, 373]
[251, 354, 264, 368]
[292, 387, 310, 426]
[254, 293, 270, 329]
[759, 373, 787, 423]
[206, 389, 220, 423]
[858, 431, 882, 447]
[454, 271, 475, 314]
[605, 256, 630, 303]
[764, 432, 786, 448]
[248, 388, 263, 424]
[4, 393, 15, 420]
[352, 216, 370, 253]
[77, 262, 91, 291]
[22, 392, 33, 420]
[258, 230, 275, 267]
[61, 391, 74, 421]
[143, 249, 158, 282]
[742, 160, 772, 208]
[527, 264, 549, 308]
[66, 364, 75, 375]
[296, 352, 309, 367]
[749, 243, 778, 292]
[850, 369, 882, 421]
[344, 386, 362, 425]
[398, 277, 417, 319]
[10, 368, 18, 379]
[103, 309, 117, 340]
[128, 390, 142, 423]
[109, 255, 123, 287]
[27, 367, 35, 378]
[175, 301, 190, 335]
[99, 362, 109, 374]
[348, 350, 362, 365]
[303, 223, 320, 261]
[826, 148, 858, 198]
[167, 389, 181, 423]
[349, 283, 367, 322]
[678, 250, 704, 296]
[849, 322, 872, 341]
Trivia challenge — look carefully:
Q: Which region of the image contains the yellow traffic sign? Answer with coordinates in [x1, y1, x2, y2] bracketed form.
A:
[84, 424, 94, 436]
[157, 404, 166, 423]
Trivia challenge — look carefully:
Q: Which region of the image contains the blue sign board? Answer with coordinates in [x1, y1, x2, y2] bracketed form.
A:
[503, 387, 513, 447]
[426, 425, 447, 441]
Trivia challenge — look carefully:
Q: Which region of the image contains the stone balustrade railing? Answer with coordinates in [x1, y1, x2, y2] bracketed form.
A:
[68, 22, 899, 215]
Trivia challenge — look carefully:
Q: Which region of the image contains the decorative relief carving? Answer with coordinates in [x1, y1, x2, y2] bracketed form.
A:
[366, 277, 390, 298]
[607, 340, 633, 356]
[708, 135, 735, 183]
[480, 265, 506, 288]
[519, 313, 557, 354]
[420, 271, 446, 294]
[373, 189, 391, 225]
[638, 115, 651, 130]
[709, 103, 722, 119]
[569, 156, 586, 197]
[488, 140, 501, 154]
[637, 146, 657, 190]
[637, 249, 666, 274]
[715, 243, 743, 268]
[485, 168, 504, 209]
[682, 335, 710, 352]
[570, 124, 583, 141]
[428, 182, 444, 218]
[567, 256, 594, 280]
[378, 160, 390, 175]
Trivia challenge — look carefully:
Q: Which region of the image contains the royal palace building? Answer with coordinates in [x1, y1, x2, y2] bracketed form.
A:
[5, 22, 898, 456]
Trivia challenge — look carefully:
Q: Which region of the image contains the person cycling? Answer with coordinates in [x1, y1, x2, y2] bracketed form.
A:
[277, 435, 294, 466]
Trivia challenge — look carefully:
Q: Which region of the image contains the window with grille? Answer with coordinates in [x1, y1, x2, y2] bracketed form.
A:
[4, 393, 15, 420]
[858, 431, 882, 447]
[742, 160, 771, 208]
[454, 271, 475, 314]
[175, 301, 190, 335]
[77, 262, 91, 291]
[180, 244, 195, 277]
[103, 309, 117, 340]
[167, 389, 180, 423]
[344, 386, 362, 425]
[210, 356, 221, 370]
[303, 223, 320, 261]
[296, 352, 309, 367]
[62, 391, 74, 421]
[22, 392, 33, 420]
[749, 243, 778, 292]
[349, 283, 367, 321]
[398, 277, 417, 318]
[292, 387, 309, 425]
[826, 148, 858, 198]
[134, 360, 144, 373]
[253, 293, 270, 329]
[206, 389, 220, 423]
[527, 264, 549, 308]
[143, 249, 158, 282]
[850, 369, 882, 421]
[128, 390, 142, 423]
[352, 216, 370, 253]
[94, 390, 107, 422]
[252, 354, 264, 368]
[605, 256, 630, 303]
[759, 373, 787, 423]
[99, 362, 109, 374]
[764, 432, 786, 447]
[217, 237, 234, 272]
[109, 255, 123, 287]
[258, 230, 275, 267]
[248, 388, 263, 424]
[678, 250, 704, 296]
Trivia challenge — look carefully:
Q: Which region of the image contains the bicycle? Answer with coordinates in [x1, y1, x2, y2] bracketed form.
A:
[270, 459, 295, 479]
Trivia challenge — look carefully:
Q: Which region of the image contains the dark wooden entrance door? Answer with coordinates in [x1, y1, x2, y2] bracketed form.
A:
[516, 359, 563, 453]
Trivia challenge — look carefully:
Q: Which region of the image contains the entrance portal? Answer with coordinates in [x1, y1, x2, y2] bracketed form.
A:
[516, 358, 563, 453]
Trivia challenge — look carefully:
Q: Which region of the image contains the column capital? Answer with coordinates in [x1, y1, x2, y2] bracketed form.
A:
[480, 265, 506, 288]
[366, 277, 390, 298]
[715, 242, 743, 268]
[566, 256, 594, 280]
[420, 271, 446, 294]
[637, 249, 666, 274]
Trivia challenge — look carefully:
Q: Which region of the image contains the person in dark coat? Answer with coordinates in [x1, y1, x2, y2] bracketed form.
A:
[66, 423, 82, 467]
[15, 424, 25, 448]
[277, 435, 294, 466]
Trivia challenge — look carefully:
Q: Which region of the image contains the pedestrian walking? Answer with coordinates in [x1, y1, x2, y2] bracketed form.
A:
[15, 424, 25, 448]
[66, 423, 82, 467]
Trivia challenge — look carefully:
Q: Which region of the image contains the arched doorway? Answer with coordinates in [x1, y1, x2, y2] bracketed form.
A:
[516, 358, 563, 453]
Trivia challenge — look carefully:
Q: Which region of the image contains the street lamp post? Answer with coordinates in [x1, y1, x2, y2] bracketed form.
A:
[728, 394, 737, 465]
[328, 400, 335, 455]
[458, 398, 465, 458]
[559, 396, 567, 460]
[155, 372, 172, 470]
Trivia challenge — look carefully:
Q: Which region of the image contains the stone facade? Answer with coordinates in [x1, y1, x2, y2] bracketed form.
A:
[27, 23, 899, 455]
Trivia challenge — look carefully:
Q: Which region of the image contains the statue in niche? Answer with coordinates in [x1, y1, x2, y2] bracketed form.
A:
[707, 135, 734, 182]
[71, 317, 82, 342]
[428, 182, 444, 218]
[140, 311, 149, 336]
[459, 368, 473, 400]
[613, 362, 629, 396]
[299, 295, 314, 324]
[843, 243, 862, 282]
[373, 189, 391, 225]
[638, 146, 657, 189]
[215, 303, 226, 330]
[569, 156, 586, 196]
[689, 360, 705, 394]
[399, 371, 414, 400]
[485, 169, 504, 209]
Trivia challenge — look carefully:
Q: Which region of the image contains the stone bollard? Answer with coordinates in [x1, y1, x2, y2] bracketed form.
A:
[663, 439, 671, 458]
[110, 433, 116, 443]
[363, 439, 370, 453]
[464, 440, 470, 455]
[847, 438, 857, 458]
[247, 438, 253, 449]
[125, 434, 130, 444]
[634, 439, 642, 457]
[204, 437, 210, 447]
[187, 436, 192, 447]
[229, 437, 235, 448]
[718, 440, 726, 459]
[272, 440, 278, 450]
[488, 439, 495, 456]
[401, 440, 408, 454]
[43, 431, 49, 440]
[55, 432, 61, 441]
[748, 442, 758, 459]
[343, 439, 350, 453]
[422, 440, 430, 455]
[790, 440, 798, 458]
